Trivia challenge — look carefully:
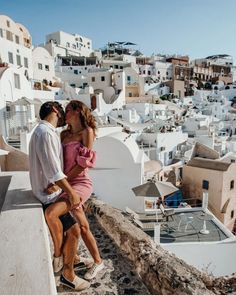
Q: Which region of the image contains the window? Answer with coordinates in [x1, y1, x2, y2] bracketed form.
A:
[8, 52, 13, 64]
[91, 77, 95, 82]
[168, 151, 173, 159]
[38, 63, 43, 70]
[127, 76, 131, 81]
[115, 65, 118, 69]
[24, 57, 28, 68]
[16, 55, 21, 66]
[120, 66, 123, 69]
[15, 35, 19, 44]
[6, 20, 10, 27]
[6, 30, 13, 41]
[101, 76, 105, 82]
[14, 73, 20, 89]
[66, 42, 70, 47]
[148, 70, 151, 75]
[45, 65, 49, 71]
[231, 210, 234, 219]
[74, 70, 78, 75]
[128, 92, 132, 97]
[202, 180, 209, 190]
[0, 28, 3, 37]
[230, 180, 234, 190]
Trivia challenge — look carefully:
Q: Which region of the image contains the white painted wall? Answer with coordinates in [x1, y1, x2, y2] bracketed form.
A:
[90, 132, 145, 212]
[163, 241, 236, 277]
[32, 47, 55, 82]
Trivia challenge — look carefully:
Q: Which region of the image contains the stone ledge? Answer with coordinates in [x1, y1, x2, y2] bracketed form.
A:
[0, 172, 56, 295]
[87, 197, 236, 295]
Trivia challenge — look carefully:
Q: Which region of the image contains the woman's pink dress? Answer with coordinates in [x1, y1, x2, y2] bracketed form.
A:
[60, 141, 96, 205]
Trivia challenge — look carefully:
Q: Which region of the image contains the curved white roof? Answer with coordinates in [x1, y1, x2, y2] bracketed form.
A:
[106, 132, 142, 163]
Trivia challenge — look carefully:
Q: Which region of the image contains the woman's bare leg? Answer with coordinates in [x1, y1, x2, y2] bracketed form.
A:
[72, 207, 102, 264]
[45, 199, 71, 257]
[63, 223, 80, 281]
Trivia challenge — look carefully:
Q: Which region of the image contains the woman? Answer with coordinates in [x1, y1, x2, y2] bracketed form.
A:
[45, 100, 104, 282]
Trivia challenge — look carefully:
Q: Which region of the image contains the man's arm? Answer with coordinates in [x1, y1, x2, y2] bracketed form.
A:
[55, 178, 81, 209]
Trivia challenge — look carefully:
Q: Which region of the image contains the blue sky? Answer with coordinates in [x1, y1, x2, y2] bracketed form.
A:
[1, 0, 236, 62]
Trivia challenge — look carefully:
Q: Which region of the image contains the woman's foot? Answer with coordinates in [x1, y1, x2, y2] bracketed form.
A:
[84, 261, 105, 280]
[74, 256, 94, 270]
[60, 274, 90, 291]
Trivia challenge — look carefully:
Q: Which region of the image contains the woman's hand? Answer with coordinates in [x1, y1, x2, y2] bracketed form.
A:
[69, 191, 82, 210]
[44, 183, 60, 194]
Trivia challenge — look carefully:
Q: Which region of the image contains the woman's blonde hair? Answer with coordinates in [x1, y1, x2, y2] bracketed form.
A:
[66, 100, 97, 135]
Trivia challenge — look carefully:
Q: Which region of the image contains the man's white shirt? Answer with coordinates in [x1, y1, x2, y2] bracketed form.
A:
[29, 120, 66, 204]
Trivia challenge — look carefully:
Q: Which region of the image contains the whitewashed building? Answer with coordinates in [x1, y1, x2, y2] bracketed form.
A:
[0, 15, 33, 80]
[43, 31, 93, 58]
[32, 47, 55, 84]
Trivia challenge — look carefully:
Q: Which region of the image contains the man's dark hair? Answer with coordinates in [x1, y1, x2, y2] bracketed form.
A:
[39, 101, 65, 127]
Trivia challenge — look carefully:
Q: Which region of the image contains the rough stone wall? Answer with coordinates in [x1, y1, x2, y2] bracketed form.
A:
[87, 198, 236, 295]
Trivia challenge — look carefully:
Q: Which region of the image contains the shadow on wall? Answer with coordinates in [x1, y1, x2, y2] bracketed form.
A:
[0, 135, 29, 171]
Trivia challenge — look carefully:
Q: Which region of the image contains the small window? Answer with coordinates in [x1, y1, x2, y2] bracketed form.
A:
[91, 77, 95, 82]
[230, 180, 234, 190]
[14, 73, 20, 89]
[0, 28, 3, 37]
[168, 151, 173, 159]
[128, 92, 132, 97]
[148, 70, 151, 75]
[74, 70, 78, 75]
[16, 55, 21, 66]
[6, 30, 13, 41]
[101, 76, 105, 82]
[15, 35, 19, 44]
[66, 42, 70, 47]
[231, 210, 234, 219]
[127, 76, 131, 81]
[202, 180, 209, 190]
[6, 20, 10, 27]
[120, 66, 123, 69]
[8, 52, 13, 64]
[115, 65, 118, 69]
[24, 57, 28, 68]
[45, 65, 49, 71]
[38, 63, 43, 70]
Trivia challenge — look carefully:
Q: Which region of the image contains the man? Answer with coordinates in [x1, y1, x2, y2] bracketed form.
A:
[29, 101, 90, 291]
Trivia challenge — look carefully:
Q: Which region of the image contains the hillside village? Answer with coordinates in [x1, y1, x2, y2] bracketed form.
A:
[1, 14, 236, 294]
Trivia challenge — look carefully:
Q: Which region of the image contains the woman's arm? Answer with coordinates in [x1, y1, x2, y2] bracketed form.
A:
[66, 165, 84, 182]
[82, 127, 94, 149]
[66, 128, 95, 181]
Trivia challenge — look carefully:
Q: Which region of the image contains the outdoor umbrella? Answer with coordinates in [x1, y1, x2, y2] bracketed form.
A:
[132, 180, 179, 199]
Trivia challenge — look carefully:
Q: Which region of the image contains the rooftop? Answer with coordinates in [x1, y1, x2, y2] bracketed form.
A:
[139, 210, 229, 244]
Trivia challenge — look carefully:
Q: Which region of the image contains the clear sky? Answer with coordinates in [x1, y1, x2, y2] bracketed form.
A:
[1, 0, 236, 62]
